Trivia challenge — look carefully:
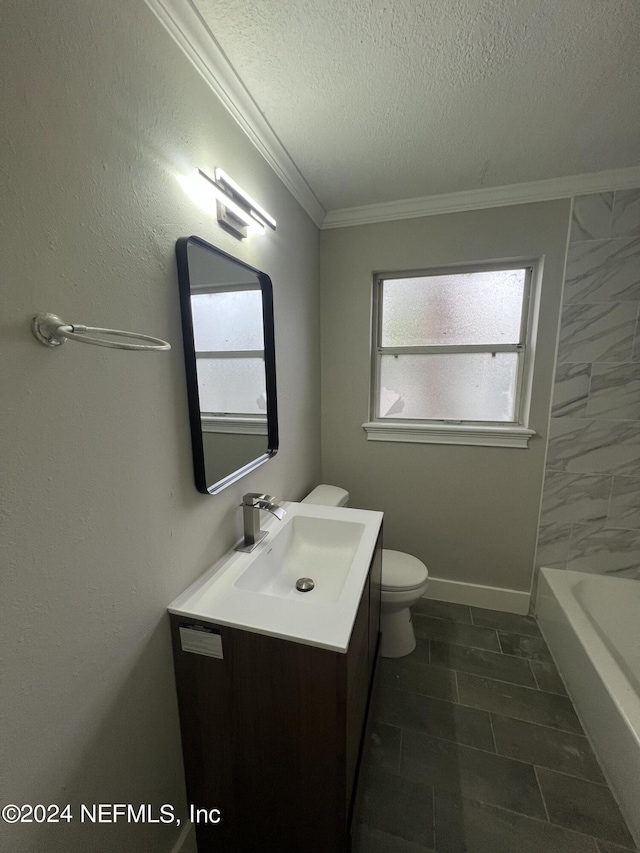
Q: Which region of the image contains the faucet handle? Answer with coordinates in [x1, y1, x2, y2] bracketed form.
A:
[241, 492, 273, 506]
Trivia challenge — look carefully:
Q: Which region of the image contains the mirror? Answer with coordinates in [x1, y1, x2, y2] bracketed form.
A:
[175, 236, 278, 494]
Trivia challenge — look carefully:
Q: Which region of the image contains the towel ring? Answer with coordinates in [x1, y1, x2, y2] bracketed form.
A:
[31, 313, 171, 352]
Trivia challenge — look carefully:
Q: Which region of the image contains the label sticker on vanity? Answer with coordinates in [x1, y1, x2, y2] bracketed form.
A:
[180, 627, 224, 659]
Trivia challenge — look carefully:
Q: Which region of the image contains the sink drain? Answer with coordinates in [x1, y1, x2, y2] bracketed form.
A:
[296, 577, 315, 592]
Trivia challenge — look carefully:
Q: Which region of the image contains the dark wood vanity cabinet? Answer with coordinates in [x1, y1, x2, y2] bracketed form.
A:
[170, 531, 382, 853]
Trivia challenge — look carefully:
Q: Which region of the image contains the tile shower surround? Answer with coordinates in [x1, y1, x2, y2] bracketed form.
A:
[354, 601, 637, 853]
[535, 188, 640, 582]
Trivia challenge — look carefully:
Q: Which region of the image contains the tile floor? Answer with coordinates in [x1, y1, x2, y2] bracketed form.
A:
[354, 600, 638, 853]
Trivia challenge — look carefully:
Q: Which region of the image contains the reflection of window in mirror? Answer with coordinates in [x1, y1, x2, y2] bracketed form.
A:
[191, 286, 268, 436]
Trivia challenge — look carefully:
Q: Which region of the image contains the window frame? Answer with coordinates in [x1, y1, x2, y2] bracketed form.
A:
[363, 260, 539, 448]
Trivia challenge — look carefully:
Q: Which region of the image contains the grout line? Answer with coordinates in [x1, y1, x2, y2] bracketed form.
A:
[450, 665, 562, 694]
[391, 673, 586, 737]
[397, 727, 403, 776]
[604, 474, 616, 528]
[480, 626, 544, 640]
[413, 609, 472, 627]
[397, 724, 534, 765]
[534, 765, 551, 823]
[609, 192, 616, 235]
[453, 669, 459, 704]
[529, 764, 609, 787]
[395, 659, 568, 700]
[488, 712, 497, 753]
[383, 716, 599, 781]
[417, 634, 519, 658]
[454, 700, 583, 737]
[377, 729, 617, 827]
[426, 786, 611, 846]
[455, 700, 586, 739]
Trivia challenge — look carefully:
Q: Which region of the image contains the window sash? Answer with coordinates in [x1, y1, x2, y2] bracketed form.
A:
[371, 265, 532, 426]
[196, 350, 266, 417]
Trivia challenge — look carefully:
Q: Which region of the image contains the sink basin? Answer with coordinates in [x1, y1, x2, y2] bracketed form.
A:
[233, 515, 366, 603]
[168, 501, 383, 652]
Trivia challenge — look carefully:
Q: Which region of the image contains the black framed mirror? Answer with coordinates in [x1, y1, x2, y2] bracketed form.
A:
[176, 236, 278, 494]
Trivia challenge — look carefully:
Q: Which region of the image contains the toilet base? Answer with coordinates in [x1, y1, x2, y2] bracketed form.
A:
[380, 606, 417, 658]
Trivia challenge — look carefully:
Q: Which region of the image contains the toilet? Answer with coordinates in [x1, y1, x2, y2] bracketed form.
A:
[302, 485, 429, 658]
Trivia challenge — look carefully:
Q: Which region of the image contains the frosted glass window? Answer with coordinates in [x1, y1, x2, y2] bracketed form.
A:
[379, 354, 518, 422]
[196, 358, 266, 415]
[191, 290, 264, 352]
[381, 270, 526, 347]
[371, 264, 533, 430]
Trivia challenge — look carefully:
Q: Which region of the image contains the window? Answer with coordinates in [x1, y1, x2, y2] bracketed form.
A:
[364, 263, 538, 447]
[191, 285, 268, 435]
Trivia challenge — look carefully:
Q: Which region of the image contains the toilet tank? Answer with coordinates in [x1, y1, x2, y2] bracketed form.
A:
[302, 484, 349, 507]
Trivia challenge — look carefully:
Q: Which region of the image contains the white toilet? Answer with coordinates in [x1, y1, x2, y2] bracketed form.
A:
[302, 485, 429, 658]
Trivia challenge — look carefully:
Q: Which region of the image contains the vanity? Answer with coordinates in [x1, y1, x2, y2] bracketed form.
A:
[169, 502, 383, 852]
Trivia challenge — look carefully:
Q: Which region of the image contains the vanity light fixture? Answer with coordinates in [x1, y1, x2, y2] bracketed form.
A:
[186, 168, 276, 239]
[214, 168, 277, 232]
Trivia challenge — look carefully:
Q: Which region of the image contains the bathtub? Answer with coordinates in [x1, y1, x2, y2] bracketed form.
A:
[536, 568, 640, 846]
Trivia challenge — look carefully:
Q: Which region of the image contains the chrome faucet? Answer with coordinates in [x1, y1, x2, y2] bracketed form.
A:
[235, 493, 286, 553]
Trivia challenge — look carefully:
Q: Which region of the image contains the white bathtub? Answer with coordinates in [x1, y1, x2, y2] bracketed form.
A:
[537, 568, 640, 846]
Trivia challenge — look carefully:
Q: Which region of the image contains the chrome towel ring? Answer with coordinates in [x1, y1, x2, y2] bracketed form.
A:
[31, 313, 171, 352]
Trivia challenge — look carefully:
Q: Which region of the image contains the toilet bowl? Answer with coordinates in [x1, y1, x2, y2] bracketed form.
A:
[301, 485, 429, 658]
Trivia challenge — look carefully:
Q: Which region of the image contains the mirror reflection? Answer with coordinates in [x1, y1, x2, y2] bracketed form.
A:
[176, 237, 278, 494]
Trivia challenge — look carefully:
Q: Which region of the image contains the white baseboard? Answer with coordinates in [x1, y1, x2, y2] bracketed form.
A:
[170, 822, 195, 853]
[424, 576, 530, 615]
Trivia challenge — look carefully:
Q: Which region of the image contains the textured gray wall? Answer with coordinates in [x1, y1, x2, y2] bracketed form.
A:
[0, 2, 320, 851]
[535, 190, 640, 582]
[320, 201, 571, 595]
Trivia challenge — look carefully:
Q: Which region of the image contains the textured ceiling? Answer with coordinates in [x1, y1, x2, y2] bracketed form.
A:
[193, 0, 640, 211]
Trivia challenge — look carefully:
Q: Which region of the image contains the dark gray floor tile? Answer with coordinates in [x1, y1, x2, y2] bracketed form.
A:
[596, 841, 639, 853]
[381, 655, 458, 702]
[407, 637, 431, 665]
[374, 686, 494, 751]
[359, 765, 435, 847]
[362, 722, 402, 774]
[431, 640, 536, 687]
[400, 730, 546, 820]
[413, 599, 472, 623]
[434, 790, 599, 853]
[353, 824, 435, 853]
[498, 631, 555, 662]
[537, 768, 636, 848]
[530, 659, 569, 696]
[492, 715, 605, 783]
[457, 673, 583, 733]
[470, 607, 542, 637]
[413, 615, 500, 652]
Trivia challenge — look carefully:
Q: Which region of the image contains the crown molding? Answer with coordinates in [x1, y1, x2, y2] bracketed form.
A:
[322, 165, 640, 229]
[144, 0, 326, 228]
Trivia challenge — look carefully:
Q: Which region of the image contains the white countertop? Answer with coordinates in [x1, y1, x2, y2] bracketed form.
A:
[168, 501, 383, 653]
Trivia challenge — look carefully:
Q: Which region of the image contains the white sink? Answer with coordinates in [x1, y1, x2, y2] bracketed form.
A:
[168, 501, 383, 652]
[234, 515, 366, 603]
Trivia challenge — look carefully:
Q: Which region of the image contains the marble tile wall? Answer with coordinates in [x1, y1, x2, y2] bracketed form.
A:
[535, 189, 640, 584]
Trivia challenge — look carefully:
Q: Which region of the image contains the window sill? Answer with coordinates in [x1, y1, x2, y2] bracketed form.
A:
[362, 421, 535, 448]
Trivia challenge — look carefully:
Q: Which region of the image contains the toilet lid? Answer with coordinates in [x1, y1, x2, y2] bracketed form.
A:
[382, 549, 428, 591]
